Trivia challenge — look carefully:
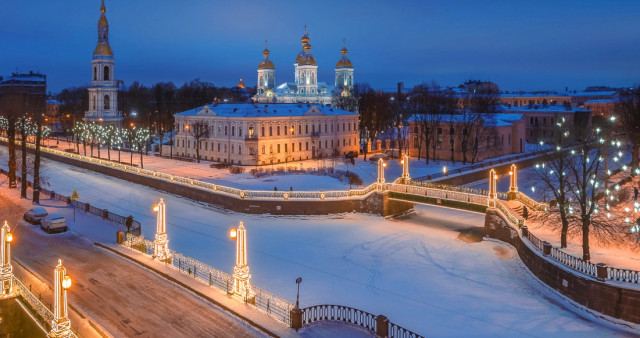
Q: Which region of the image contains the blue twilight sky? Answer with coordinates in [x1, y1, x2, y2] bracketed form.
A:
[1, 0, 639, 93]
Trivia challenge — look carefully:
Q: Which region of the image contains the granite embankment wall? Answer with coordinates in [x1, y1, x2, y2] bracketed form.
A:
[4, 142, 412, 216]
[485, 209, 640, 324]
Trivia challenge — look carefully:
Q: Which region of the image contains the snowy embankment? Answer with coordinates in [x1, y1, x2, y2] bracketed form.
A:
[4, 155, 636, 337]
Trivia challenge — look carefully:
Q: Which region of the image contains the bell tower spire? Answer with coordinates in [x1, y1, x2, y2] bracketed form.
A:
[85, 0, 121, 127]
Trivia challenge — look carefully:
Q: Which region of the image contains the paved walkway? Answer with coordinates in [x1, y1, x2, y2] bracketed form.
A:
[0, 189, 269, 337]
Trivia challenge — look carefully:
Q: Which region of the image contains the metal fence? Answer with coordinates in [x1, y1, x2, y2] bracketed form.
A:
[121, 233, 295, 325]
[301, 304, 424, 338]
[12, 275, 79, 338]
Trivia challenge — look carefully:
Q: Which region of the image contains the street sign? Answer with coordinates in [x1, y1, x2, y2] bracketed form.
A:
[70, 189, 79, 201]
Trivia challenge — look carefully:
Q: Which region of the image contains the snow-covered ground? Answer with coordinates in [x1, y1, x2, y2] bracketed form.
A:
[4, 156, 638, 336]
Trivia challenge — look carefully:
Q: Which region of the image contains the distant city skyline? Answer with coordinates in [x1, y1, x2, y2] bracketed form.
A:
[1, 0, 639, 93]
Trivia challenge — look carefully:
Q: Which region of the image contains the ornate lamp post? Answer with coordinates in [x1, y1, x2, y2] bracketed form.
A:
[153, 199, 172, 262]
[229, 222, 255, 304]
[507, 164, 519, 200]
[1, 221, 13, 298]
[488, 169, 498, 208]
[377, 158, 386, 185]
[401, 154, 410, 183]
[50, 259, 72, 338]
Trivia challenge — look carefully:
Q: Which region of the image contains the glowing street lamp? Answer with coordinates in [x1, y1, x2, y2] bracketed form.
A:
[443, 166, 448, 176]
[153, 199, 172, 263]
[488, 169, 498, 208]
[1, 221, 13, 299]
[377, 158, 386, 185]
[507, 164, 519, 200]
[229, 221, 255, 303]
[401, 154, 410, 181]
[50, 259, 72, 338]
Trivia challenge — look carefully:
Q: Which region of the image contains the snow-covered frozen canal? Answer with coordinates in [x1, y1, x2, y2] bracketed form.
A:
[21, 158, 638, 336]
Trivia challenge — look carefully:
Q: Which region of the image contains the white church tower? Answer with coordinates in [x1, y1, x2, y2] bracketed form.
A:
[335, 39, 354, 94]
[294, 26, 319, 101]
[257, 41, 275, 98]
[85, 0, 122, 126]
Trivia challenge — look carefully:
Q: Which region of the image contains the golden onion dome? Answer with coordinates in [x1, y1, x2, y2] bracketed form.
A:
[93, 43, 113, 56]
[263, 48, 270, 57]
[237, 78, 246, 88]
[98, 15, 108, 27]
[336, 58, 352, 68]
[258, 60, 275, 69]
[341, 47, 348, 55]
[303, 43, 311, 51]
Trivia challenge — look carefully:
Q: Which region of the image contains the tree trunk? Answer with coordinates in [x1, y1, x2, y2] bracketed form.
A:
[107, 143, 111, 161]
[196, 142, 200, 163]
[130, 149, 133, 165]
[33, 121, 42, 204]
[582, 218, 590, 261]
[140, 151, 144, 169]
[7, 121, 17, 189]
[560, 209, 569, 248]
[20, 127, 27, 198]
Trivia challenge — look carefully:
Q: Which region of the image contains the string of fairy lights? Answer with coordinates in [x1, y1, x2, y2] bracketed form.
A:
[533, 114, 640, 233]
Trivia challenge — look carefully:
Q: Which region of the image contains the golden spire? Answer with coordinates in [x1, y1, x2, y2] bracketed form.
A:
[100, 0, 106, 14]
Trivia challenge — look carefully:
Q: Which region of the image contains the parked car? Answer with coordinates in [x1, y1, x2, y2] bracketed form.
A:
[368, 153, 389, 161]
[23, 207, 48, 224]
[40, 214, 67, 233]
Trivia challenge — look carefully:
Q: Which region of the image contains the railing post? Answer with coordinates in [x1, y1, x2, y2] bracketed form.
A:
[543, 241, 552, 256]
[377, 159, 386, 187]
[401, 154, 409, 183]
[375, 314, 389, 337]
[50, 259, 72, 338]
[153, 198, 172, 263]
[487, 169, 497, 208]
[521, 225, 528, 238]
[1, 221, 14, 299]
[507, 164, 519, 200]
[290, 307, 303, 331]
[231, 222, 255, 304]
[596, 263, 608, 281]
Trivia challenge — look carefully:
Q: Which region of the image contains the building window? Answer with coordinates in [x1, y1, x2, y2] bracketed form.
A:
[298, 125, 302, 134]
[269, 145, 273, 154]
[508, 133, 511, 145]
[277, 144, 281, 153]
[93, 67, 97, 81]
[305, 125, 309, 134]
[277, 126, 280, 136]
[299, 142, 302, 151]
[437, 128, 442, 134]
[437, 138, 443, 150]
[231, 145, 235, 154]
[261, 126, 265, 137]
[530, 117, 534, 125]
[249, 127, 254, 138]
[325, 124, 328, 133]
[239, 127, 243, 137]
[225, 126, 228, 136]
[103, 66, 110, 81]
[269, 126, 273, 136]
[261, 145, 265, 154]
[305, 142, 309, 150]
[284, 125, 288, 136]
[239, 146, 242, 154]
[232, 126, 235, 136]
[292, 143, 295, 152]
[218, 143, 221, 152]
[104, 95, 110, 109]
[284, 144, 288, 152]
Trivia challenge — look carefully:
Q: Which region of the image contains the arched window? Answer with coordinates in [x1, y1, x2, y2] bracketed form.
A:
[103, 66, 110, 81]
[259, 74, 264, 87]
[92, 95, 96, 109]
[93, 67, 97, 81]
[104, 95, 110, 109]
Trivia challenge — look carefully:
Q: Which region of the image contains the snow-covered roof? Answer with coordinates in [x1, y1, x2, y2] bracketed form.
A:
[175, 103, 357, 118]
[498, 104, 590, 113]
[584, 99, 616, 104]
[569, 91, 617, 97]
[500, 93, 570, 98]
[408, 113, 524, 127]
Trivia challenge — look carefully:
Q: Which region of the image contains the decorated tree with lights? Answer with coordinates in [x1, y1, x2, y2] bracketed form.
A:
[114, 127, 126, 163]
[133, 127, 150, 168]
[102, 125, 117, 161]
[16, 117, 35, 198]
[188, 120, 210, 163]
[71, 121, 85, 154]
[532, 116, 573, 247]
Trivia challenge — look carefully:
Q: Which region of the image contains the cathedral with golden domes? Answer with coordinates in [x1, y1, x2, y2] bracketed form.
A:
[84, 0, 122, 126]
[253, 27, 354, 104]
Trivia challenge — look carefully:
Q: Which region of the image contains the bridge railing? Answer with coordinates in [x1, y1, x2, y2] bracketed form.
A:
[385, 183, 488, 207]
[121, 233, 295, 325]
[301, 304, 424, 338]
[3, 137, 381, 203]
[12, 275, 79, 337]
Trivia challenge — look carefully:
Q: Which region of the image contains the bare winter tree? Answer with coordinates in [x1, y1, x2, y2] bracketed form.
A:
[531, 117, 573, 247]
[188, 120, 210, 163]
[616, 87, 640, 168]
